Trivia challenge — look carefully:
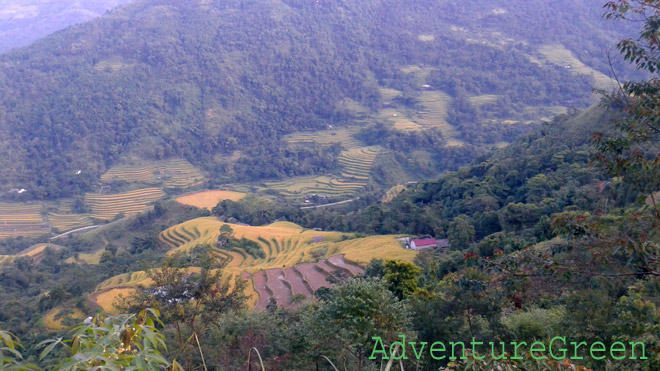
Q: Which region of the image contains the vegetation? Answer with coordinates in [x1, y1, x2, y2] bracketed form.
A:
[0, 0, 636, 201]
[0, 1, 657, 370]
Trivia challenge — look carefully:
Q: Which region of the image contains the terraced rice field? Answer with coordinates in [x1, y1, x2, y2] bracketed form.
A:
[286, 128, 363, 149]
[377, 108, 422, 131]
[176, 190, 246, 210]
[252, 255, 365, 309]
[263, 176, 367, 198]
[91, 218, 415, 310]
[101, 158, 205, 189]
[416, 91, 463, 146]
[155, 218, 414, 307]
[48, 213, 93, 232]
[539, 45, 615, 91]
[0, 202, 49, 238]
[96, 271, 155, 291]
[85, 188, 165, 220]
[338, 146, 384, 180]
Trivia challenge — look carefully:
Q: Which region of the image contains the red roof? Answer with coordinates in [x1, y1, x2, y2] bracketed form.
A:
[412, 238, 436, 247]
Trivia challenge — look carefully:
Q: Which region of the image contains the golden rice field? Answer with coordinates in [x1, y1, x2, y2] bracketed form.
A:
[338, 146, 384, 180]
[92, 218, 416, 310]
[101, 158, 205, 189]
[96, 271, 156, 292]
[539, 45, 615, 91]
[43, 307, 86, 331]
[157, 218, 416, 272]
[85, 188, 166, 220]
[285, 128, 363, 149]
[0, 202, 49, 238]
[262, 176, 367, 198]
[65, 248, 105, 265]
[176, 190, 246, 210]
[91, 288, 138, 315]
[0, 243, 65, 265]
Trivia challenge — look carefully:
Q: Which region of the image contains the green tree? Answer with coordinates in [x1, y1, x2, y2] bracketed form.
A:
[383, 260, 422, 300]
[448, 215, 476, 249]
[315, 278, 412, 371]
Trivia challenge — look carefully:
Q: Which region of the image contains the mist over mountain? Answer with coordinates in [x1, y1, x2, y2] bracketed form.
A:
[0, 0, 133, 53]
[0, 0, 635, 199]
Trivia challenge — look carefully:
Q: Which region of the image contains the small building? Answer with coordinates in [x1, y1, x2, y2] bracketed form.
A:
[409, 238, 451, 250]
[313, 236, 324, 243]
[410, 238, 438, 250]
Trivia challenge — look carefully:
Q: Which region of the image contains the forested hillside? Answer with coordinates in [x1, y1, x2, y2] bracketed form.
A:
[0, 0, 635, 200]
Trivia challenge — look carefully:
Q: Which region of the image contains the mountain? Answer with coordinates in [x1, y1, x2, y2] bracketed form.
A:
[0, 0, 133, 53]
[0, 0, 635, 200]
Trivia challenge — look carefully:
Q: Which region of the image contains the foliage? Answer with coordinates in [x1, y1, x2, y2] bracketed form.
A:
[119, 251, 246, 369]
[38, 309, 177, 370]
[315, 277, 412, 371]
[0, 0, 632, 200]
[0, 330, 37, 370]
[382, 260, 422, 300]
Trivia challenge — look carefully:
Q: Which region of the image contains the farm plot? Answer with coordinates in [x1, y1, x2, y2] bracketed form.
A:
[377, 108, 422, 131]
[263, 176, 367, 198]
[97, 218, 415, 311]
[48, 213, 93, 232]
[286, 128, 363, 149]
[415, 91, 463, 146]
[176, 190, 246, 210]
[468, 94, 501, 108]
[101, 158, 205, 189]
[85, 188, 165, 220]
[0, 202, 49, 238]
[0, 243, 64, 265]
[43, 307, 86, 331]
[252, 255, 365, 309]
[539, 45, 615, 91]
[90, 288, 137, 315]
[379, 88, 403, 104]
[338, 146, 384, 180]
[140, 218, 414, 308]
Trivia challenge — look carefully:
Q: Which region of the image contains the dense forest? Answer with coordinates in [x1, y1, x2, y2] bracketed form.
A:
[0, 0, 637, 200]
